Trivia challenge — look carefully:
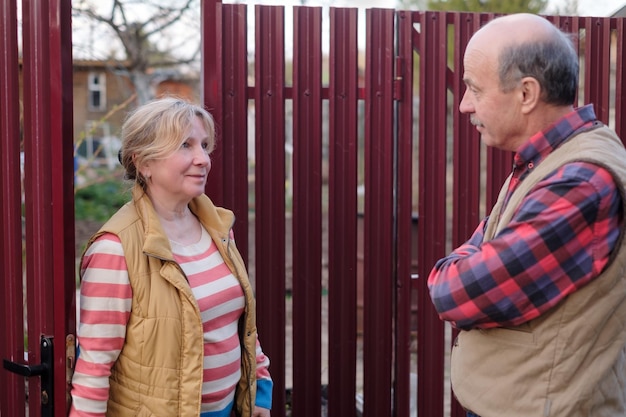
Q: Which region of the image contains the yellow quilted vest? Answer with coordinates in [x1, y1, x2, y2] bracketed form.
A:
[81, 186, 258, 417]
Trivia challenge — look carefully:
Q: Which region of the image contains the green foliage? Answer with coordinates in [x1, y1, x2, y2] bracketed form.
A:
[75, 179, 130, 222]
[427, 0, 548, 14]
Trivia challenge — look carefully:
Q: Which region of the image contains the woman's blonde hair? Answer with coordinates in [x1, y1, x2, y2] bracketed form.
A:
[118, 97, 216, 188]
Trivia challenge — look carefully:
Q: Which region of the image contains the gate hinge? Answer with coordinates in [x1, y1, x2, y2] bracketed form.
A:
[66, 334, 76, 409]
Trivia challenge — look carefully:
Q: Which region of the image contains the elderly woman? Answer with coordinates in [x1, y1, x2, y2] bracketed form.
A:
[69, 97, 272, 417]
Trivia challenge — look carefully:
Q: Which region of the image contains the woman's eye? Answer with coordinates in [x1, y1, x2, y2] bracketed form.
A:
[202, 142, 214, 154]
[181, 142, 190, 149]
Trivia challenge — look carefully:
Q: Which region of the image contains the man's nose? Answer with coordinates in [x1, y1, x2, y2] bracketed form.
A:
[459, 90, 473, 114]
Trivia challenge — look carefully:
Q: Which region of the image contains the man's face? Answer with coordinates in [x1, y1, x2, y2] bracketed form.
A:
[459, 40, 524, 152]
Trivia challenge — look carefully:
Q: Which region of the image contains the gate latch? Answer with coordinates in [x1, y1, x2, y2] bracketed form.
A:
[3, 336, 54, 417]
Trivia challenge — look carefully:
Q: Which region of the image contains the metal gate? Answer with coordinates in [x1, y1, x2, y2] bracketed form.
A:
[3, 1, 626, 416]
[201, 4, 626, 417]
[0, 1, 75, 417]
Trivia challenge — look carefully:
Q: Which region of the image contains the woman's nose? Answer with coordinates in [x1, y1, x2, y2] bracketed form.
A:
[195, 147, 210, 165]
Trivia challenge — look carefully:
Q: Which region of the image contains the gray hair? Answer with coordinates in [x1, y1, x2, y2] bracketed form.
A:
[498, 30, 578, 106]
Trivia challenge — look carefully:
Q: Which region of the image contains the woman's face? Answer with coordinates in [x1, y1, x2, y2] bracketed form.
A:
[142, 116, 212, 206]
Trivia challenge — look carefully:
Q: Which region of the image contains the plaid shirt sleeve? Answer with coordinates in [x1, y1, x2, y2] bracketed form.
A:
[427, 162, 622, 330]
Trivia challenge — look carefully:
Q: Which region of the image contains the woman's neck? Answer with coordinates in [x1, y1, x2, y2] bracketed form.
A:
[149, 197, 202, 245]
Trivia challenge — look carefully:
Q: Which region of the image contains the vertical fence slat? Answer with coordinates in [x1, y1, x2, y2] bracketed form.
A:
[254, 6, 287, 417]
[21, 0, 50, 345]
[452, 13, 481, 247]
[48, 0, 76, 413]
[327, 7, 359, 417]
[291, 6, 323, 417]
[363, 8, 395, 417]
[450, 14, 483, 417]
[584, 17, 612, 125]
[23, 0, 55, 414]
[22, 0, 75, 415]
[202, 0, 225, 205]
[0, 0, 26, 415]
[220, 3, 250, 263]
[395, 9, 415, 417]
[416, 11, 447, 417]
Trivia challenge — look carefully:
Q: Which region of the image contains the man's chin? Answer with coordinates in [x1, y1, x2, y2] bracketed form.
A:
[479, 133, 496, 148]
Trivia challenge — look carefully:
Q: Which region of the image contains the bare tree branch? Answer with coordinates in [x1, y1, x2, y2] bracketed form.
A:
[72, 0, 200, 103]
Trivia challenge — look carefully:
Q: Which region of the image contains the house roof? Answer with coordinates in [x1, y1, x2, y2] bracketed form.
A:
[611, 4, 626, 17]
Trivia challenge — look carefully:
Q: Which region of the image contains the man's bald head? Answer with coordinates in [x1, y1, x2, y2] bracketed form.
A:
[472, 13, 563, 46]
[467, 13, 578, 106]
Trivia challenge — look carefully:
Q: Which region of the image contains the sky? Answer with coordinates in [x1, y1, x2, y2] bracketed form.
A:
[550, 0, 624, 15]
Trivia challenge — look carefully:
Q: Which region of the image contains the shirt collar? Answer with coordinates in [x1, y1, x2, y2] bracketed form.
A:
[514, 104, 599, 168]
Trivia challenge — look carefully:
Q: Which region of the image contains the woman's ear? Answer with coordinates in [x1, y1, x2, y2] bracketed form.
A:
[519, 76, 541, 114]
[133, 154, 150, 179]
[140, 167, 151, 180]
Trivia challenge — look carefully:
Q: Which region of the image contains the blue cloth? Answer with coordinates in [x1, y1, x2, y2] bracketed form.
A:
[256, 378, 273, 409]
[467, 412, 480, 417]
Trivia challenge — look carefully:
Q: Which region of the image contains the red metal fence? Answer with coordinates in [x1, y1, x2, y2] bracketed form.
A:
[3, 1, 626, 416]
[201, 4, 626, 417]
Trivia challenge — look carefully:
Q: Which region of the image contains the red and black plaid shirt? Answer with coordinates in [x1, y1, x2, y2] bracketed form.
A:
[428, 105, 623, 330]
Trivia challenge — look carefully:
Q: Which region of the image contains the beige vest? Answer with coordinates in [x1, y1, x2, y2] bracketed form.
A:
[82, 187, 258, 417]
[452, 126, 626, 417]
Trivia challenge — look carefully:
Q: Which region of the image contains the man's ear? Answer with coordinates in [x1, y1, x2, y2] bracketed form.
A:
[519, 76, 541, 114]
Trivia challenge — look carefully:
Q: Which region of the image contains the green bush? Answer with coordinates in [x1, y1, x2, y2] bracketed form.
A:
[75, 180, 130, 222]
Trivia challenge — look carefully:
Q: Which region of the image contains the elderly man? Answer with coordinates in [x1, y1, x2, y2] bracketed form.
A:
[428, 13, 626, 417]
